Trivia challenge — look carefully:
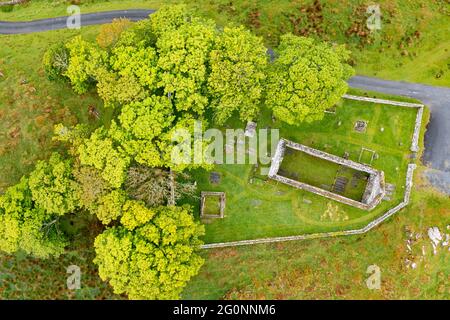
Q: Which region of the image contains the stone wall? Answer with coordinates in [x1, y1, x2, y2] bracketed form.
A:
[268, 138, 285, 177]
[200, 191, 226, 218]
[342, 94, 424, 108]
[411, 106, 424, 152]
[362, 172, 385, 206]
[283, 139, 380, 175]
[271, 174, 370, 210]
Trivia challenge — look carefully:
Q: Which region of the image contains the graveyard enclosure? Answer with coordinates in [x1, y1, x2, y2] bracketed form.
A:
[188, 94, 420, 244]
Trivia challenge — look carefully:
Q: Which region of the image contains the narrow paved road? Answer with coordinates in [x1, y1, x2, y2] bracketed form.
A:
[0, 9, 155, 34]
[1, 10, 449, 193]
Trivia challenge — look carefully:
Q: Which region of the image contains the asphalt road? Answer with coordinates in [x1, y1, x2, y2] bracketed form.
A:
[1, 10, 449, 193]
[0, 9, 155, 34]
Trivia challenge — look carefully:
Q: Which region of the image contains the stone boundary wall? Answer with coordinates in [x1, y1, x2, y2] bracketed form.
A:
[201, 164, 416, 249]
[200, 191, 226, 219]
[362, 173, 381, 204]
[268, 138, 285, 177]
[271, 174, 371, 210]
[284, 139, 379, 175]
[0, 0, 26, 7]
[342, 94, 424, 152]
[411, 106, 424, 152]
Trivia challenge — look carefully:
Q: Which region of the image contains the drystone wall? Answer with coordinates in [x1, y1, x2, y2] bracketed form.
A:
[200, 191, 226, 219]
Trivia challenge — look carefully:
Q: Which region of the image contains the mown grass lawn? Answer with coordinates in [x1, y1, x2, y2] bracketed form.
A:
[279, 147, 369, 201]
[185, 94, 420, 244]
[203, 195, 222, 216]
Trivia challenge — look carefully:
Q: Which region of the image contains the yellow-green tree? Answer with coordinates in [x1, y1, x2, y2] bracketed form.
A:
[96, 189, 127, 225]
[95, 43, 159, 107]
[42, 41, 69, 81]
[28, 152, 79, 216]
[78, 128, 131, 188]
[64, 36, 106, 94]
[96, 18, 132, 49]
[110, 95, 174, 167]
[156, 17, 216, 114]
[208, 26, 268, 124]
[73, 165, 109, 212]
[0, 153, 79, 258]
[266, 34, 354, 125]
[149, 4, 192, 38]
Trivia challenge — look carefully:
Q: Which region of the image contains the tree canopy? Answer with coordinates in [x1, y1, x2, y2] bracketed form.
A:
[78, 128, 131, 188]
[111, 96, 175, 168]
[96, 18, 132, 49]
[208, 26, 268, 124]
[156, 17, 216, 115]
[20, 3, 356, 299]
[64, 36, 106, 94]
[42, 41, 69, 81]
[28, 152, 79, 216]
[0, 153, 81, 258]
[125, 166, 196, 208]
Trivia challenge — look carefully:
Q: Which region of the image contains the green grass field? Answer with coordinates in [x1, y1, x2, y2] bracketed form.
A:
[181, 90, 449, 300]
[203, 195, 222, 216]
[183, 179, 450, 299]
[0, 25, 116, 190]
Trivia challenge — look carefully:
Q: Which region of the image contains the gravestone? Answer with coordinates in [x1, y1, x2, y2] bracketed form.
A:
[209, 172, 221, 184]
[354, 120, 368, 133]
